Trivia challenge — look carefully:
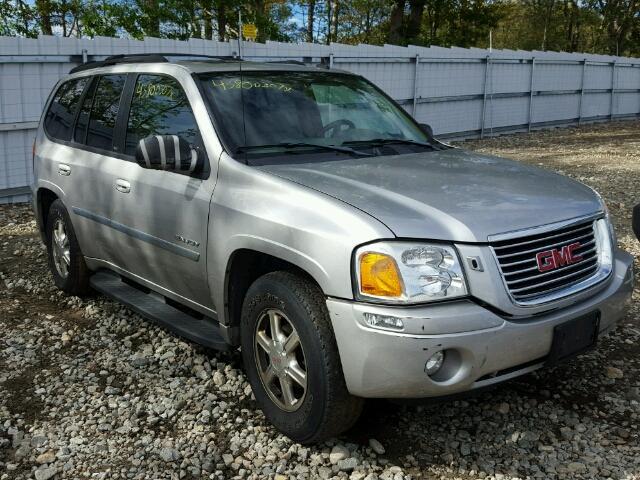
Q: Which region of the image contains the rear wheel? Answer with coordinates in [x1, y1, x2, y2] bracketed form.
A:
[241, 271, 363, 443]
[45, 199, 90, 296]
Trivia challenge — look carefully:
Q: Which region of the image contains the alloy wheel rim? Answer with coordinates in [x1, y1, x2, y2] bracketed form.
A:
[254, 308, 307, 412]
[52, 218, 71, 279]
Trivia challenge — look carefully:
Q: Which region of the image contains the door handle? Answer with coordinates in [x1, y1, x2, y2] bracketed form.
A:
[115, 179, 131, 194]
[58, 164, 71, 176]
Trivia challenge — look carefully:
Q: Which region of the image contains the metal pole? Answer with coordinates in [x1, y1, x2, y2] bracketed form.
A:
[610, 61, 616, 120]
[578, 59, 587, 125]
[238, 10, 243, 59]
[480, 55, 490, 139]
[329, 53, 334, 69]
[412, 53, 420, 116]
[528, 57, 536, 132]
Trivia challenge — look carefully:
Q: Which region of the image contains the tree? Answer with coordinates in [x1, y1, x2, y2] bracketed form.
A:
[407, 0, 425, 43]
[328, 0, 338, 42]
[331, 0, 391, 44]
[0, 0, 636, 57]
[388, 0, 405, 44]
[0, 1, 13, 35]
[306, 0, 315, 41]
[216, 0, 228, 40]
[138, 0, 161, 37]
[201, 0, 213, 39]
[35, 0, 54, 34]
[590, 0, 639, 55]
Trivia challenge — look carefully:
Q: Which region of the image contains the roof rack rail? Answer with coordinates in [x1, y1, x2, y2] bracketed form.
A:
[267, 60, 307, 66]
[69, 53, 239, 74]
[69, 54, 167, 73]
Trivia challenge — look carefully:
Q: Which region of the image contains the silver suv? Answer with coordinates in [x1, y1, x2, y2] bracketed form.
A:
[32, 54, 634, 443]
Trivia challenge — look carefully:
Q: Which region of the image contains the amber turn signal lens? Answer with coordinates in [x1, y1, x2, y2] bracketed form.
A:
[359, 252, 403, 297]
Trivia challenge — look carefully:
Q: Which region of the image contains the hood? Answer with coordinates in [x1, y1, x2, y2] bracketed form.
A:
[257, 148, 603, 243]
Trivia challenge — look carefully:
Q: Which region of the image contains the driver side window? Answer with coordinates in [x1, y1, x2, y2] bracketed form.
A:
[125, 74, 203, 156]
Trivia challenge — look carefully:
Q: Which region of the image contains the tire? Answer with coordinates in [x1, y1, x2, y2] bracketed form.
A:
[240, 271, 363, 443]
[45, 199, 90, 296]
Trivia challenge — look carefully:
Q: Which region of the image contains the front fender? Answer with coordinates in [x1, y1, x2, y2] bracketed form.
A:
[207, 154, 393, 326]
[224, 234, 331, 292]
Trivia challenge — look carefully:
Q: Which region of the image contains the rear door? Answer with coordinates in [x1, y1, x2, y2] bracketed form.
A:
[104, 73, 215, 310]
[39, 73, 132, 266]
[65, 73, 131, 263]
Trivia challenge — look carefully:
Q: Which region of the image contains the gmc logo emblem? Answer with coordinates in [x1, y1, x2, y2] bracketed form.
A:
[536, 242, 583, 272]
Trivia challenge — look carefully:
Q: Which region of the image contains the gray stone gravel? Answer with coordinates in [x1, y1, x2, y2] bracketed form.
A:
[1, 120, 639, 479]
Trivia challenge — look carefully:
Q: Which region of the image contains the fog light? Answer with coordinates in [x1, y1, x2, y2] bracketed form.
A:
[363, 312, 404, 331]
[425, 351, 445, 375]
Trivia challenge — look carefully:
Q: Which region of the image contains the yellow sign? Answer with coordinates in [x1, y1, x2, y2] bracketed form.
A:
[242, 23, 257, 41]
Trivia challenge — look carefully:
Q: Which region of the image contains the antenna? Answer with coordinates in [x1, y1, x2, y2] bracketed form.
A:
[238, 9, 243, 60]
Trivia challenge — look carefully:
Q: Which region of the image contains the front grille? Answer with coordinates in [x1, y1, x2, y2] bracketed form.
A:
[491, 220, 599, 303]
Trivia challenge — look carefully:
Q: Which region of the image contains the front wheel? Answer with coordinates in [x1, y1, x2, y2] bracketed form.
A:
[240, 271, 363, 443]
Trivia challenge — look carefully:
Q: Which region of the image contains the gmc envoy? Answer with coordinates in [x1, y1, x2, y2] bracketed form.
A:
[32, 54, 634, 443]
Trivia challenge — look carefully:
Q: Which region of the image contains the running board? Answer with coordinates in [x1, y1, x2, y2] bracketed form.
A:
[90, 271, 229, 351]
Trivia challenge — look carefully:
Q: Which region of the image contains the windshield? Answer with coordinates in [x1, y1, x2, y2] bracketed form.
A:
[199, 71, 434, 163]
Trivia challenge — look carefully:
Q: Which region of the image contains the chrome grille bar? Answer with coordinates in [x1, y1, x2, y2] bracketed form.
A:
[511, 267, 600, 299]
[506, 255, 597, 285]
[503, 246, 597, 278]
[509, 262, 599, 292]
[495, 232, 594, 259]
[492, 224, 592, 250]
[491, 219, 600, 304]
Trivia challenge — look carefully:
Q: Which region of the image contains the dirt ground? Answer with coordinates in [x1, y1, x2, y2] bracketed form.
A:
[1, 120, 639, 480]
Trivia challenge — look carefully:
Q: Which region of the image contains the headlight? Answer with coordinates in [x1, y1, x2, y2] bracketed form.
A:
[354, 241, 468, 303]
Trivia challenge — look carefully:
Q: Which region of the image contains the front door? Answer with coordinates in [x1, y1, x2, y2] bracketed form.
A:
[105, 73, 215, 310]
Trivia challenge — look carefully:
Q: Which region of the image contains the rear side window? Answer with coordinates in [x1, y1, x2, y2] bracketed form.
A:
[124, 74, 202, 155]
[74, 77, 97, 144]
[86, 74, 126, 151]
[44, 77, 89, 141]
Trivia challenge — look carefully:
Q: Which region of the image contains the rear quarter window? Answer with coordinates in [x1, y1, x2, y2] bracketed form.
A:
[44, 77, 89, 141]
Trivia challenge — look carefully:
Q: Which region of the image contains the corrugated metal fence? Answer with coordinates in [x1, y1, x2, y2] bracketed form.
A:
[1, 35, 640, 204]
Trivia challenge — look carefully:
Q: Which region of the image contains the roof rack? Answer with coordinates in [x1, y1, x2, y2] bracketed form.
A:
[69, 53, 239, 74]
[266, 60, 308, 66]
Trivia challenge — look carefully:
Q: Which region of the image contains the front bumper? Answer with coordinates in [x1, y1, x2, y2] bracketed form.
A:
[327, 248, 634, 398]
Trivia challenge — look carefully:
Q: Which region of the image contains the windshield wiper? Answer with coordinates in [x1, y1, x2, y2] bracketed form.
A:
[343, 138, 435, 149]
[235, 142, 372, 157]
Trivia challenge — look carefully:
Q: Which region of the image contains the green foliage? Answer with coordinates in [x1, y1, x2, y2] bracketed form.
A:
[1, 0, 638, 57]
[80, 1, 142, 38]
[333, 0, 393, 44]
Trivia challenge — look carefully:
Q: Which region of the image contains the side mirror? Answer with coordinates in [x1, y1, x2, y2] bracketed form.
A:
[419, 123, 435, 140]
[135, 135, 203, 174]
[633, 203, 640, 240]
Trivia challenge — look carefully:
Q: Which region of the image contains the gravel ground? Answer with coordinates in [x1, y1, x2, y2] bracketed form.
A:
[1, 120, 639, 480]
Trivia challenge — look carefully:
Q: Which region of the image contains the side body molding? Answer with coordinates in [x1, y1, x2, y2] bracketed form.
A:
[72, 207, 200, 261]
